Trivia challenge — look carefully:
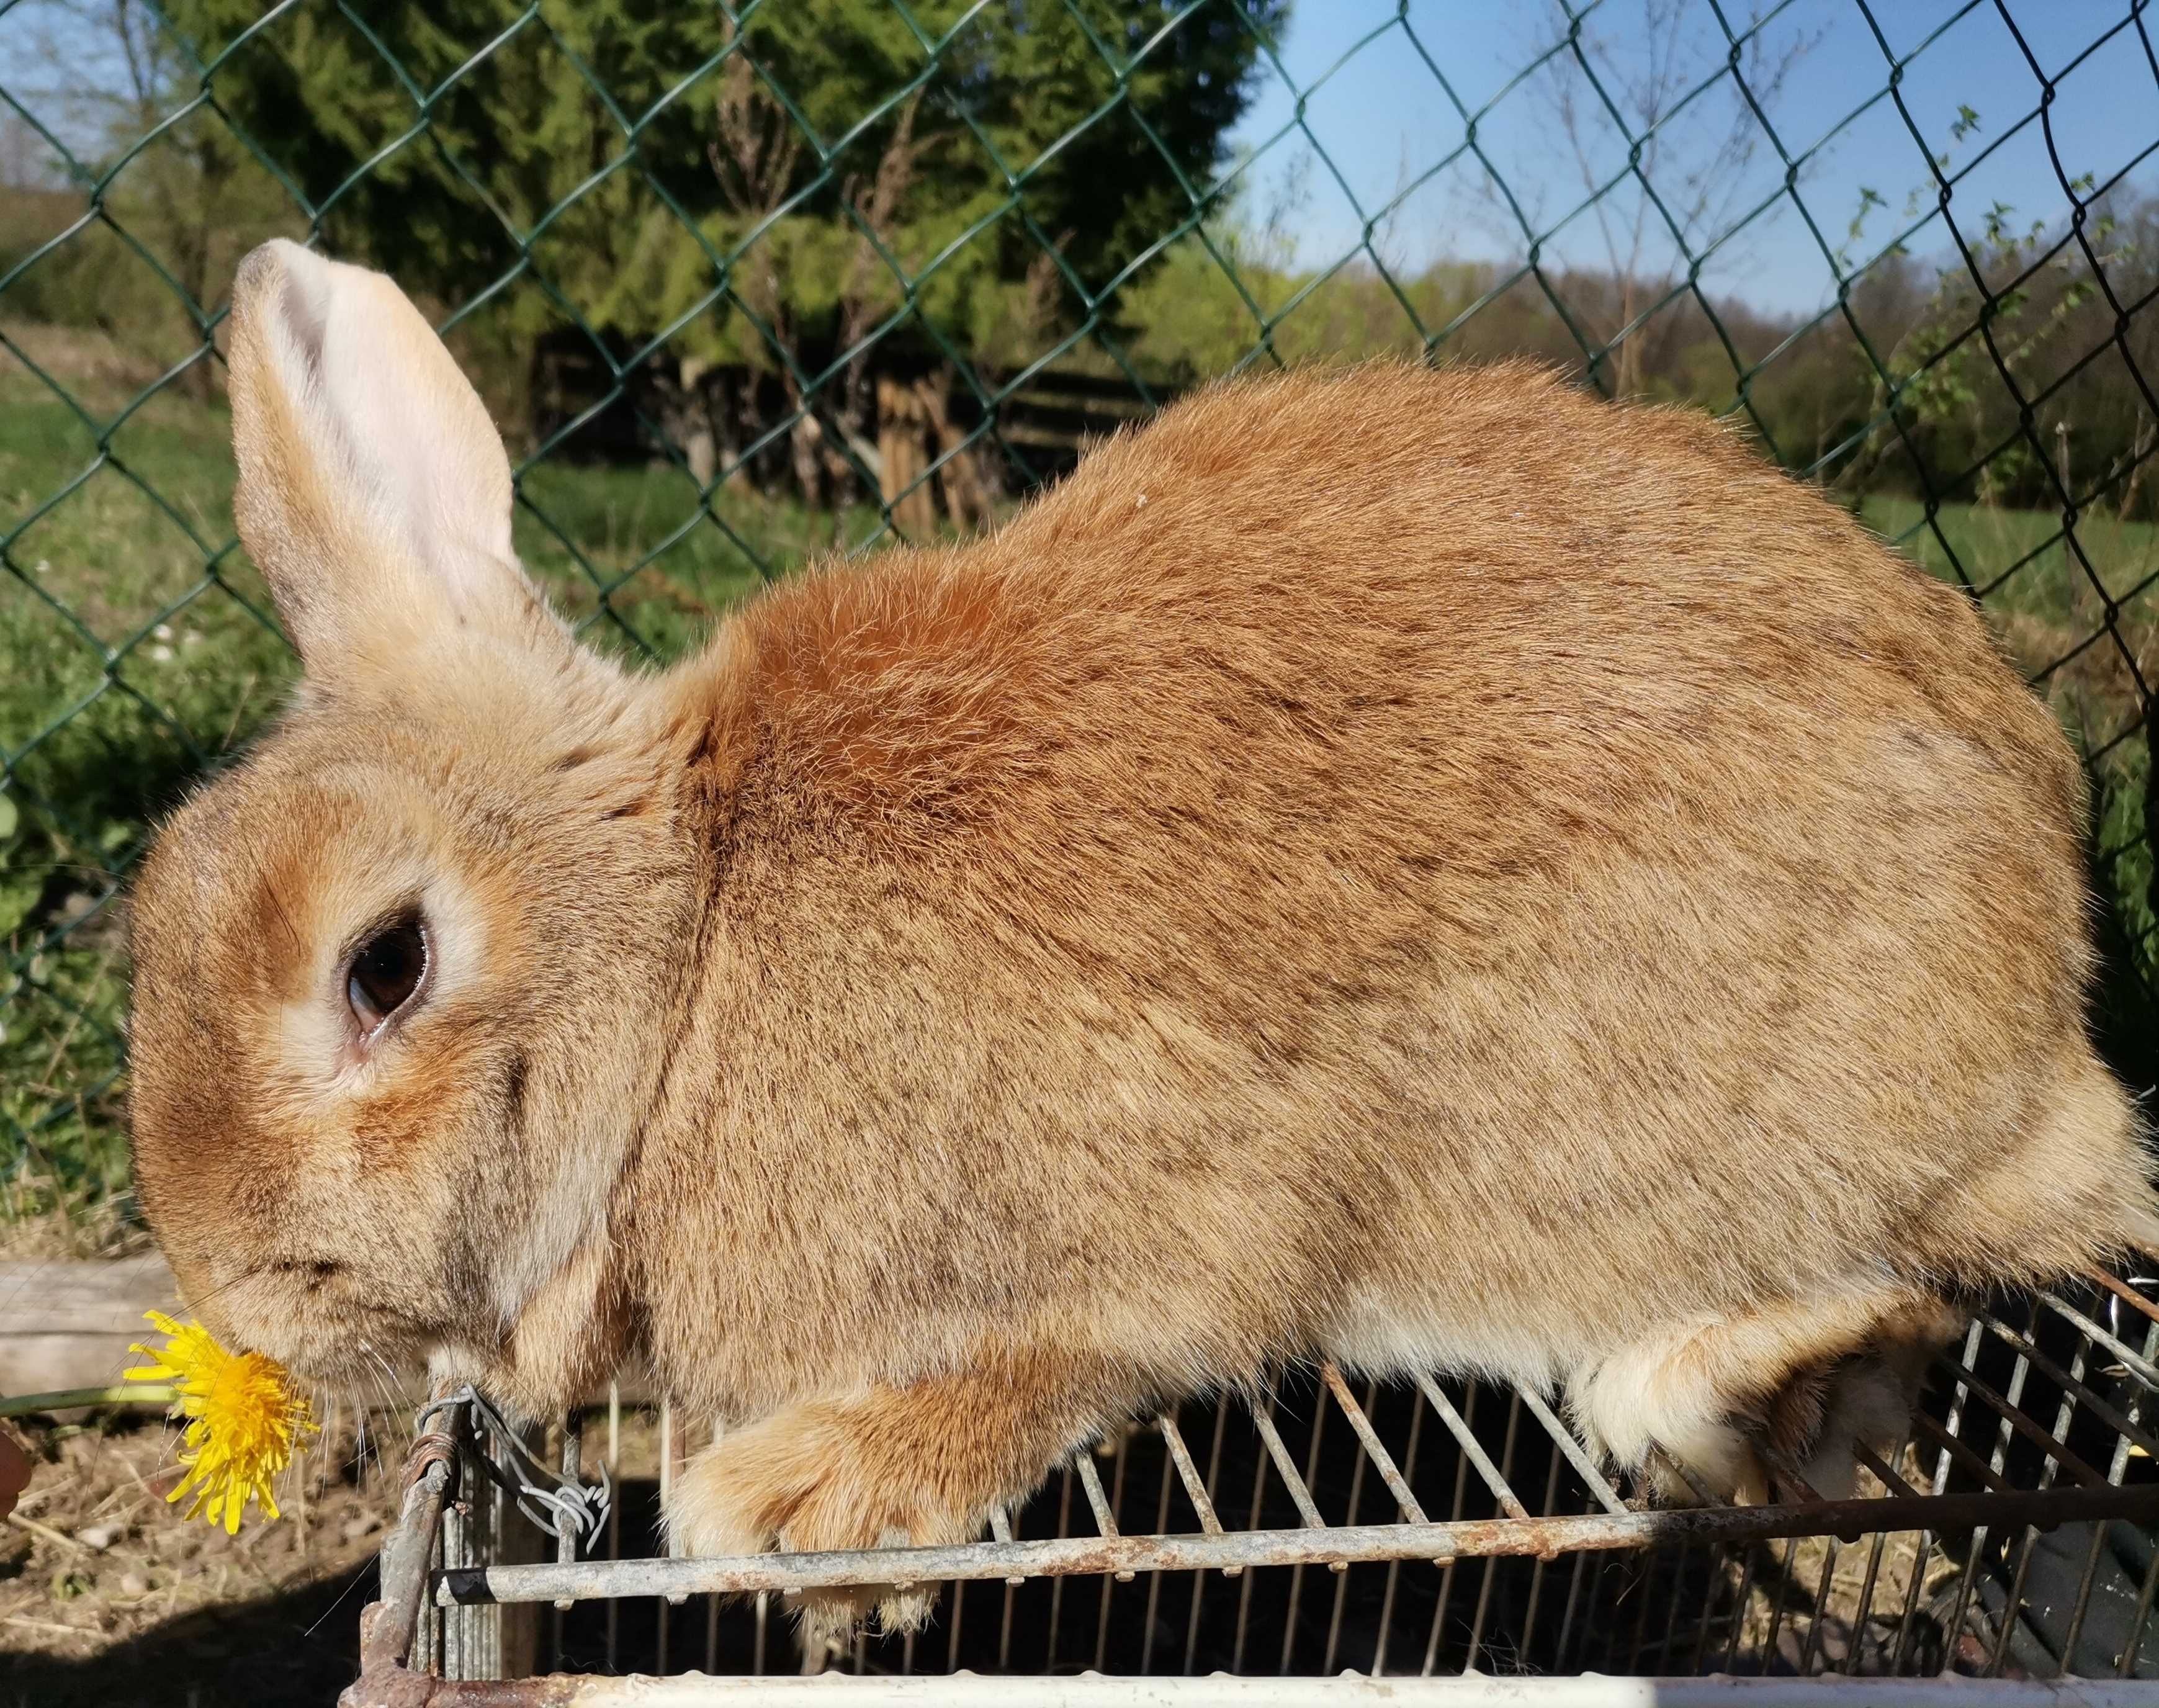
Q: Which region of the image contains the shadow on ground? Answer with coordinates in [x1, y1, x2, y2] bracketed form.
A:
[2, 1560, 370, 1708]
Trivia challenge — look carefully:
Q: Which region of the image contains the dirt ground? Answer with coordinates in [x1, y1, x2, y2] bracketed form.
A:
[1, 1405, 398, 1707]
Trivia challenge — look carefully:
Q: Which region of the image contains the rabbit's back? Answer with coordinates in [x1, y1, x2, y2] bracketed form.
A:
[668, 362, 2141, 1412]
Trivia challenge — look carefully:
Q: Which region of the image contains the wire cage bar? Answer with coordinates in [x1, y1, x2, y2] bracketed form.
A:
[344, 1271, 2159, 1703]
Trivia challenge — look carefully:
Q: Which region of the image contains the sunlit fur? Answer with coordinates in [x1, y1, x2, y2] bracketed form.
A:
[130, 242, 2157, 1642]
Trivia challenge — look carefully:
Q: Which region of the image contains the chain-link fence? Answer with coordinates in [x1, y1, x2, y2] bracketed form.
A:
[4, 0, 2158, 1231]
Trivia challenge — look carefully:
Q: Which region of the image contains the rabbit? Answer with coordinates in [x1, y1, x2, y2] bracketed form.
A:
[128, 239, 2156, 1643]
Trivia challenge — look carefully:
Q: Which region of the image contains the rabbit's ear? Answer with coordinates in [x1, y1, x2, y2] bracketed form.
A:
[225, 239, 547, 672]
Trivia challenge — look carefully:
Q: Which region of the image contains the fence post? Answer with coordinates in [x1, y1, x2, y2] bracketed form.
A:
[878, 372, 936, 536]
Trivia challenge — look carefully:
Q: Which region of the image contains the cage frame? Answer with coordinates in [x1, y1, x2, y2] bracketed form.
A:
[339, 1272, 2159, 1705]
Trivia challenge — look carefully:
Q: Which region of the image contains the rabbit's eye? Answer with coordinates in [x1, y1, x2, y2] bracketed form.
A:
[347, 914, 428, 1035]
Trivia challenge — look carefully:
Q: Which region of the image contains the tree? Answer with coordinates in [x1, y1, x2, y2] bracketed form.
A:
[1504, 0, 1820, 398]
[0, 0, 295, 393]
[163, 0, 1289, 511]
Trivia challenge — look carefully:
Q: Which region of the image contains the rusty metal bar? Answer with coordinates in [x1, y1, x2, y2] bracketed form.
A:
[1157, 1413, 1232, 1560]
[1196, 1400, 1232, 1663]
[1138, 1425, 1177, 1674]
[1414, 1373, 1530, 1521]
[994, 1505, 1020, 1666]
[1278, 1388, 1335, 1670]
[1900, 1319, 1988, 1678]
[1574, 1548, 1619, 1673]
[416, 1499, 442, 1678]
[1645, 1539, 1694, 1674]
[946, 1573, 967, 1673]
[658, 1398, 687, 1648]
[1942, 1347, 2042, 1678]
[1854, 1441, 1920, 1499]
[362, 1280, 2159, 1693]
[1322, 1364, 1429, 1524]
[1650, 1445, 1727, 1507]
[1369, 1391, 1425, 1676]
[1721, 1538, 1763, 1673]
[348, 1399, 461, 1707]
[1846, 1520, 1895, 1674]
[2089, 1268, 2159, 1329]
[1421, 1380, 1484, 1674]
[435, 1478, 2159, 1607]
[1514, 1385, 1628, 1514]
[1888, 1530, 1936, 1674]
[2039, 1292, 2159, 1389]
[1756, 1535, 1803, 1673]
[554, 1411, 579, 1627]
[408, 1674, 2159, 1705]
[2066, 1311, 2159, 1672]
[1231, 1412, 1269, 1671]
[1932, 1318, 1983, 1496]
[1249, 1408, 1330, 1534]
[1682, 1537, 1720, 1675]
[1319, 1384, 1368, 1674]
[702, 1418, 725, 1675]
[989, 1504, 1025, 1587]
[1071, 1447, 1134, 1584]
[1095, 1429, 1131, 1669]
[1952, 1347, 2098, 1485]
[1910, 1409, 2019, 1495]
[361, 1457, 454, 1676]
[603, 1385, 620, 1674]
[442, 1432, 471, 1682]
[1463, 1393, 1528, 1670]
[1527, 1444, 1573, 1660]
[1072, 1447, 1118, 1537]
[1977, 1311, 2159, 1457]
[1047, 1463, 1075, 1668]
[1989, 1338, 2086, 1678]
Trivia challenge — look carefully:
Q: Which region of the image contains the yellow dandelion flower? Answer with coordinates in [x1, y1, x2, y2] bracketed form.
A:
[125, 1310, 318, 1534]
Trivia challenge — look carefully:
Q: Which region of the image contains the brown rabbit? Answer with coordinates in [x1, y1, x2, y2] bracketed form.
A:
[130, 240, 2153, 1640]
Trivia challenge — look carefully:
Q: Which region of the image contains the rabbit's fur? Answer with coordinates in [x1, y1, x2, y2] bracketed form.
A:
[130, 242, 2154, 1639]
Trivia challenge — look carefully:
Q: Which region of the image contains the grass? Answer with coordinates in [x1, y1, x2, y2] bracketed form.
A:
[2, 325, 2154, 1239]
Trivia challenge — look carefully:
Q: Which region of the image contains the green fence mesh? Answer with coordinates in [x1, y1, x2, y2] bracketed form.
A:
[4, 0, 2157, 1226]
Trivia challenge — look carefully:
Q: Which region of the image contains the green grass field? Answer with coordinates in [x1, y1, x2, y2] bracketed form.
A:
[3, 326, 2154, 1243]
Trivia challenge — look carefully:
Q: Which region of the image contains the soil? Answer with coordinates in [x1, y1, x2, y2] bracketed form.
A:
[0, 1406, 398, 1707]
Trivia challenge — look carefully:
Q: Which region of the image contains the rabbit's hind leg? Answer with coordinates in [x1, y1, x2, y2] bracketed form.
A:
[1757, 1292, 1963, 1501]
[1566, 1286, 1957, 1506]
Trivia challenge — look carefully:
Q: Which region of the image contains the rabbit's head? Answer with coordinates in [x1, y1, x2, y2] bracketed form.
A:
[128, 243, 693, 1390]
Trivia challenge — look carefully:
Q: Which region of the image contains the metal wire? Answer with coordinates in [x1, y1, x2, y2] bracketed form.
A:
[366, 1275, 2158, 1690]
[4, 1, 2158, 1193]
[418, 1386, 613, 1553]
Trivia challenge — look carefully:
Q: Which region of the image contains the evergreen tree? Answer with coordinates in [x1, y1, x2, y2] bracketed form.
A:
[166, 0, 1288, 487]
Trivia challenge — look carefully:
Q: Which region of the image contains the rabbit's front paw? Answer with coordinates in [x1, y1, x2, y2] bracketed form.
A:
[667, 1398, 976, 1646]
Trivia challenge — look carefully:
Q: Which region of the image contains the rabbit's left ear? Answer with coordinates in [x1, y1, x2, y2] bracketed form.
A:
[225, 238, 554, 673]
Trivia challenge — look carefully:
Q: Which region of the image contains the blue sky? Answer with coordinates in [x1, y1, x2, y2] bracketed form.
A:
[7, 1, 2155, 325]
[1219, 1, 2159, 317]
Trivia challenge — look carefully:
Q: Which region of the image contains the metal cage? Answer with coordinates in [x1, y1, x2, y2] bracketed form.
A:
[339, 1270, 2159, 1704]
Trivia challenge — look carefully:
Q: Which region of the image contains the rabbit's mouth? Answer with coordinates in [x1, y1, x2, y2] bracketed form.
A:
[287, 1317, 437, 1393]
[203, 1259, 439, 1387]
